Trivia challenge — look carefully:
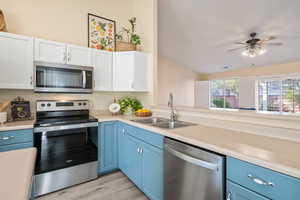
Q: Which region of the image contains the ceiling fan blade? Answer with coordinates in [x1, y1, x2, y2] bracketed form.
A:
[259, 36, 276, 43]
[235, 42, 246, 45]
[267, 42, 283, 46]
[227, 47, 245, 52]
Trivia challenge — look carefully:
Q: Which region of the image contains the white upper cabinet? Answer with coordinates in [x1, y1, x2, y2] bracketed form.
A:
[0, 32, 34, 89]
[67, 45, 94, 67]
[94, 50, 113, 91]
[35, 38, 66, 64]
[113, 51, 149, 92]
[35, 39, 93, 66]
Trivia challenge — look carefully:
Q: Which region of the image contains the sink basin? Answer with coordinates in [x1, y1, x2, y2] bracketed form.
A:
[131, 117, 169, 124]
[131, 117, 196, 129]
[153, 121, 196, 129]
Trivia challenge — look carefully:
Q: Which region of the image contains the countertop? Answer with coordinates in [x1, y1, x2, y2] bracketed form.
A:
[0, 148, 36, 200]
[94, 113, 300, 179]
[1, 113, 300, 180]
[0, 120, 34, 131]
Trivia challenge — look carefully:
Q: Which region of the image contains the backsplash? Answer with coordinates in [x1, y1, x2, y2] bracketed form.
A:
[0, 89, 149, 113]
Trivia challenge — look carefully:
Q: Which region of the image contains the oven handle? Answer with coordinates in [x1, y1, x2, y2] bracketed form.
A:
[82, 71, 86, 89]
[34, 122, 98, 133]
[165, 145, 219, 171]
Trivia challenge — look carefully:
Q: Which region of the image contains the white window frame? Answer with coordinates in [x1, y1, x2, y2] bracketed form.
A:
[209, 78, 240, 111]
[255, 73, 300, 116]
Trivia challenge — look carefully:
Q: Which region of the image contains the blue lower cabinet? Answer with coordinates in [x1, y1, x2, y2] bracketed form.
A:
[125, 134, 143, 187]
[227, 157, 300, 200]
[118, 123, 164, 200]
[141, 140, 163, 200]
[99, 122, 118, 174]
[227, 180, 270, 200]
[0, 129, 33, 152]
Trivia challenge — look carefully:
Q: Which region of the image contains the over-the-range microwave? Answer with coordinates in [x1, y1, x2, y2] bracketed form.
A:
[34, 62, 93, 93]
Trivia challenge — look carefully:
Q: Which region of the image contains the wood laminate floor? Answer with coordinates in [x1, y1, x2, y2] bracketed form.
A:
[37, 171, 149, 200]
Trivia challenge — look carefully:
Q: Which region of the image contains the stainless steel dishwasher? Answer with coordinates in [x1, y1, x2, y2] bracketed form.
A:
[164, 137, 225, 200]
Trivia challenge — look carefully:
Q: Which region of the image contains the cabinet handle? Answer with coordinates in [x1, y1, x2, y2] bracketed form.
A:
[0, 136, 15, 140]
[68, 51, 71, 62]
[63, 51, 67, 62]
[137, 148, 140, 154]
[226, 192, 231, 200]
[122, 128, 125, 134]
[247, 174, 275, 187]
[30, 76, 33, 85]
[140, 148, 143, 155]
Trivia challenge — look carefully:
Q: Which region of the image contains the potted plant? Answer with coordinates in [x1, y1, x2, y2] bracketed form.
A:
[117, 97, 143, 115]
[116, 17, 142, 51]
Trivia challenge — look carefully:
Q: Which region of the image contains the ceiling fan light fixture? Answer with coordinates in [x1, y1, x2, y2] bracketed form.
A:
[241, 46, 266, 58]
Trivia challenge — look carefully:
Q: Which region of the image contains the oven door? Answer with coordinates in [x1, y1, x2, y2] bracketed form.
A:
[34, 122, 98, 174]
[34, 62, 93, 93]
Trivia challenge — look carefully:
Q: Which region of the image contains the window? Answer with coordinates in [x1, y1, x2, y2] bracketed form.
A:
[257, 78, 300, 114]
[210, 79, 239, 109]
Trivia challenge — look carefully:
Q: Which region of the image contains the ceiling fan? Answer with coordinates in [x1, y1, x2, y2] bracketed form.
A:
[228, 32, 283, 58]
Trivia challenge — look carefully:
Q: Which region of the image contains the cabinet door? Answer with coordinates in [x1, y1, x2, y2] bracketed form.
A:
[118, 124, 127, 173]
[67, 45, 93, 67]
[0, 32, 34, 89]
[99, 122, 118, 174]
[125, 134, 142, 188]
[94, 50, 113, 91]
[113, 52, 134, 91]
[141, 141, 163, 200]
[35, 38, 66, 64]
[133, 52, 149, 92]
[227, 181, 270, 200]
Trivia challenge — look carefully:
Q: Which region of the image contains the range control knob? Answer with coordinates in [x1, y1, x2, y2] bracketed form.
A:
[47, 103, 51, 107]
[78, 103, 82, 106]
[41, 103, 45, 107]
[83, 102, 87, 106]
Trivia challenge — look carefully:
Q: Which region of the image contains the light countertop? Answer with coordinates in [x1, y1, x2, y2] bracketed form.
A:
[94, 113, 300, 179]
[0, 120, 34, 131]
[0, 148, 36, 200]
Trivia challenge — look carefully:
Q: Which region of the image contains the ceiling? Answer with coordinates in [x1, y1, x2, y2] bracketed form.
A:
[158, 0, 300, 74]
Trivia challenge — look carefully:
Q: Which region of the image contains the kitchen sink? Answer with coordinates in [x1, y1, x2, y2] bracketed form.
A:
[131, 117, 196, 129]
[131, 117, 169, 124]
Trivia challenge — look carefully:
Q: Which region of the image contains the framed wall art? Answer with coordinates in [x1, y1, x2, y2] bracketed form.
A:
[88, 13, 116, 51]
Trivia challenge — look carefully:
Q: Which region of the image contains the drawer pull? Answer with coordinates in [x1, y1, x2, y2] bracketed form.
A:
[0, 136, 15, 140]
[248, 174, 275, 187]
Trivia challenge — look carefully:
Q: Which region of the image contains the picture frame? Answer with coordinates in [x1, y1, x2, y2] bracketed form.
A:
[88, 13, 116, 51]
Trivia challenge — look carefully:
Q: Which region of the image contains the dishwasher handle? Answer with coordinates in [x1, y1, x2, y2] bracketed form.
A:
[165, 145, 219, 171]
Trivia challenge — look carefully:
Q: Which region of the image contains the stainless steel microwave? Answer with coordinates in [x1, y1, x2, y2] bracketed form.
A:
[34, 62, 93, 93]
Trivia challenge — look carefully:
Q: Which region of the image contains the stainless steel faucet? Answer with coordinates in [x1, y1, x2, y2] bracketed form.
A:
[168, 93, 176, 122]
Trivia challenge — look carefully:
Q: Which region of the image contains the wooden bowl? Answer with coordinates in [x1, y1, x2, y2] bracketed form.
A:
[135, 111, 152, 117]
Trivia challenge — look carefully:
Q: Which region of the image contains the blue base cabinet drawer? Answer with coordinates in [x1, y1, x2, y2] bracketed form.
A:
[124, 123, 164, 149]
[227, 157, 300, 200]
[227, 180, 270, 200]
[0, 129, 33, 146]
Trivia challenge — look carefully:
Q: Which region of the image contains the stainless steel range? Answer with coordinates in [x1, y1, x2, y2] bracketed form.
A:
[33, 100, 98, 197]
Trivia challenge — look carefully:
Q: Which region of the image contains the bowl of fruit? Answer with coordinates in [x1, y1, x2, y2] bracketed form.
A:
[135, 108, 152, 117]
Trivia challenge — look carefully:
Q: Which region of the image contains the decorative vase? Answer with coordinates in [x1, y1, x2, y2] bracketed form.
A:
[116, 41, 137, 51]
[0, 9, 7, 32]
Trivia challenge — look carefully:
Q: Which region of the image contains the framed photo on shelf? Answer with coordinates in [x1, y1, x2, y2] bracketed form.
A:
[88, 13, 116, 51]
